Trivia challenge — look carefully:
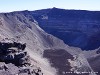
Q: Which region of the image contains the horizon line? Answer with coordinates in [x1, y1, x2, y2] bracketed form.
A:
[1, 7, 100, 13]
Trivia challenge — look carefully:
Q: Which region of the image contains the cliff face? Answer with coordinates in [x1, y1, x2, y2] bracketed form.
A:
[0, 11, 97, 75]
[31, 8, 100, 50]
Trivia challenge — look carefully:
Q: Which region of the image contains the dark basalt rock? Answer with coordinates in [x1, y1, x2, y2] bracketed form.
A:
[0, 42, 43, 75]
[0, 42, 28, 66]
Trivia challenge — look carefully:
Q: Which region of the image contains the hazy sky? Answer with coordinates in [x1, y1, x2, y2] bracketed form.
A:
[0, 0, 100, 12]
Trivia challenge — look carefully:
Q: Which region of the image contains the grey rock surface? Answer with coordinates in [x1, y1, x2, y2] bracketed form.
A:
[0, 10, 98, 75]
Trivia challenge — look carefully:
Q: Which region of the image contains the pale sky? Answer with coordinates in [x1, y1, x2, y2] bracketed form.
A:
[0, 0, 100, 12]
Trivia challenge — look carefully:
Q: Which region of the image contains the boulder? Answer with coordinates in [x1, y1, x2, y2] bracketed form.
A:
[14, 51, 27, 59]
[19, 56, 31, 66]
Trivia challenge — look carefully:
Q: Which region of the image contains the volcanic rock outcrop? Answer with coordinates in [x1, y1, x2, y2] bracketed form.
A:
[0, 42, 43, 75]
